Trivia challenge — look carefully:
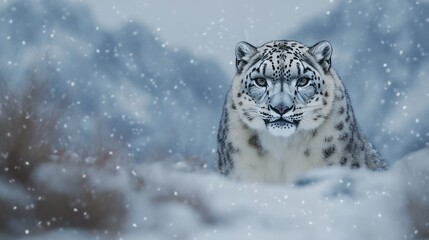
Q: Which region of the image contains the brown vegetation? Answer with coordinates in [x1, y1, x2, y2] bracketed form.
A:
[0, 74, 131, 237]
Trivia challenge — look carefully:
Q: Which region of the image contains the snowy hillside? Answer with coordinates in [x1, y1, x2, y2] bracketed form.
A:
[289, 0, 429, 161]
[0, 0, 227, 163]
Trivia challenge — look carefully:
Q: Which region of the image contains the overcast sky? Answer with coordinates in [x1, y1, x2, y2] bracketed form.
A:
[69, 0, 338, 75]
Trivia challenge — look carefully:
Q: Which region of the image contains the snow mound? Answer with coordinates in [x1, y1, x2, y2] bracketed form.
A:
[10, 148, 427, 240]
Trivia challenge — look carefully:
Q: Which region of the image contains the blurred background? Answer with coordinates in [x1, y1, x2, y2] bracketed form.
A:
[74, 0, 337, 77]
[2, 0, 427, 163]
[0, 0, 428, 237]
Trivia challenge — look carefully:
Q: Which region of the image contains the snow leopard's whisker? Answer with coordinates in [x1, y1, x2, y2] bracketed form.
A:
[295, 104, 323, 110]
[229, 107, 259, 114]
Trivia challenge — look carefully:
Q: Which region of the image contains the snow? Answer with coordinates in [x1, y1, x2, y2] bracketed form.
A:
[5, 148, 426, 240]
[0, 0, 428, 239]
[133, 151, 429, 239]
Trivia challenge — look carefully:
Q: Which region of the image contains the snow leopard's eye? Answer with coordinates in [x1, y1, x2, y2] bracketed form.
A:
[296, 77, 310, 87]
[254, 77, 267, 87]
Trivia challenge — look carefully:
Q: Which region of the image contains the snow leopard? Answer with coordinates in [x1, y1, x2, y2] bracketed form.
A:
[217, 40, 387, 184]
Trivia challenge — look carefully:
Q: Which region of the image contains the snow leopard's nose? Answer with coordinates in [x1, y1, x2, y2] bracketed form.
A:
[270, 90, 293, 116]
[270, 104, 293, 116]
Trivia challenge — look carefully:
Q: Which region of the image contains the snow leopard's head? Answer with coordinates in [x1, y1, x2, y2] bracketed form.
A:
[231, 40, 334, 137]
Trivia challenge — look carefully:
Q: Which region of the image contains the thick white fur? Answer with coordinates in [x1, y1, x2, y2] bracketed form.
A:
[227, 70, 342, 184]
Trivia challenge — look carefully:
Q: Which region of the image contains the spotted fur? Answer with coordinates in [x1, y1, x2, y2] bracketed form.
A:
[217, 40, 387, 184]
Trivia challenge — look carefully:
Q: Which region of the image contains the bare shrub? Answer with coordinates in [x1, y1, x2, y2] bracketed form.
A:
[0, 74, 61, 185]
[0, 74, 132, 238]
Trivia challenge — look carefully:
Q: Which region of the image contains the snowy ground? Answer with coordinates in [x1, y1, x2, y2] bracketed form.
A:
[11, 148, 427, 240]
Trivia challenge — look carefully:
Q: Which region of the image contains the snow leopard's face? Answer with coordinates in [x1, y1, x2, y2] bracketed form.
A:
[232, 40, 334, 137]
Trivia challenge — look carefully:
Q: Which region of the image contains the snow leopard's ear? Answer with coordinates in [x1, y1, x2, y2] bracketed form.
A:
[235, 41, 257, 73]
[309, 40, 332, 72]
